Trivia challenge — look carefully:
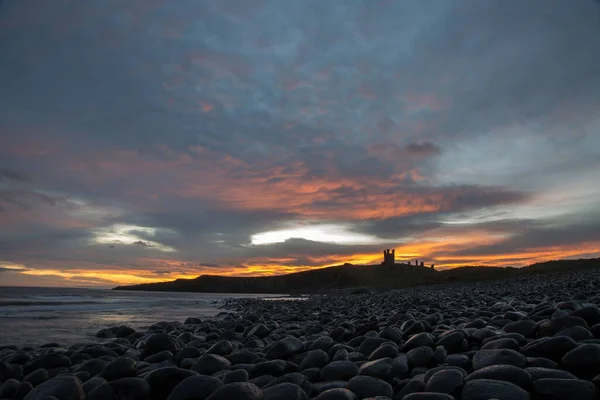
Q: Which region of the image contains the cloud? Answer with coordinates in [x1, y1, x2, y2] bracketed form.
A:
[0, 0, 598, 284]
[0, 168, 30, 182]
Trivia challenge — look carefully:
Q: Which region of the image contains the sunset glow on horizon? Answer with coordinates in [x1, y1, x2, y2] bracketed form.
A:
[1, 0, 600, 287]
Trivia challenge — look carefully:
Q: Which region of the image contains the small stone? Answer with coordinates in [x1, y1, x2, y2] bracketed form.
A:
[88, 377, 150, 400]
[23, 376, 84, 400]
[319, 361, 358, 381]
[167, 375, 223, 400]
[223, 369, 249, 384]
[347, 376, 393, 399]
[191, 354, 231, 375]
[95, 328, 114, 339]
[144, 367, 198, 400]
[315, 388, 357, 400]
[407, 346, 435, 367]
[472, 349, 526, 370]
[24, 369, 49, 387]
[466, 365, 531, 389]
[100, 357, 137, 381]
[402, 393, 455, 400]
[81, 377, 107, 397]
[533, 378, 598, 400]
[263, 383, 308, 400]
[0, 378, 20, 399]
[205, 382, 263, 400]
[299, 350, 329, 370]
[144, 350, 173, 363]
[461, 379, 529, 400]
[140, 334, 180, 359]
[206, 340, 234, 356]
[14, 381, 33, 400]
[358, 358, 394, 380]
[265, 337, 304, 360]
[503, 319, 537, 337]
[424, 369, 464, 394]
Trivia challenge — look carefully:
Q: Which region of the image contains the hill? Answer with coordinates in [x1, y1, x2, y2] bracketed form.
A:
[113, 258, 600, 293]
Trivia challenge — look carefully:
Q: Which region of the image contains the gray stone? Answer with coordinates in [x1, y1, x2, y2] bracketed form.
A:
[24, 369, 49, 388]
[407, 346, 435, 367]
[466, 365, 531, 389]
[167, 375, 223, 400]
[461, 379, 529, 400]
[424, 369, 464, 394]
[299, 350, 329, 370]
[205, 382, 263, 400]
[23, 376, 84, 400]
[472, 349, 526, 370]
[100, 357, 137, 381]
[315, 388, 357, 400]
[140, 334, 180, 359]
[263, 383, 308, 400]
[533, 378, 598, 400]
[319, 361, 358, 381]
[87, 377, 150, 400]
[357, 358, 393, 380]
[144, 367, 198, 400]
[347, 376, 393, 399]
[191, 354, 231, 375]
[223, 369, 249, 384]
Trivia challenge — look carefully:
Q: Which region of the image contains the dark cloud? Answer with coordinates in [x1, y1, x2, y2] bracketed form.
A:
[0, 168, 30, 182]
[0, 0, 598, 283]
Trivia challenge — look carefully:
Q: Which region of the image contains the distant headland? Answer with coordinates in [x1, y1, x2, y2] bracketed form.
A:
[113, 251, 600, 293]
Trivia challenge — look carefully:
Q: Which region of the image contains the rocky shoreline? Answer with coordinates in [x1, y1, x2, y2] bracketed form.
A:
[2, 268, 600, 399]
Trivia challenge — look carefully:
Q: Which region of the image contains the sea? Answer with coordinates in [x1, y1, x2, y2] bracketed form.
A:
[0, 287, 281, 348]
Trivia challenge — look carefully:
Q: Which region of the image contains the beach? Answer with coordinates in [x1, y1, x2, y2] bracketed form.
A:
[1, 268, 600, 399]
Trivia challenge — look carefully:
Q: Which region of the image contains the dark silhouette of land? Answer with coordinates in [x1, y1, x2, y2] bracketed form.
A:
[113, 258, 600, 293]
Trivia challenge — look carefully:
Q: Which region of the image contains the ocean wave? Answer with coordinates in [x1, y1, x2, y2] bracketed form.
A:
[0, 301, 103, 306]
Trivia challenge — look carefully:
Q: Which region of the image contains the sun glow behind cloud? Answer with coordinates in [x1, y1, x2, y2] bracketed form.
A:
[92, 224, 176, 252]
[250, 223, 383, 245]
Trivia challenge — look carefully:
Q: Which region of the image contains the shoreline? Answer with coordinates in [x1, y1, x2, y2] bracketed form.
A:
[0, 268, 599, 399]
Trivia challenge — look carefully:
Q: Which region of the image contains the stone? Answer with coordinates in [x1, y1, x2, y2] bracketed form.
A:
[263, 383, 308, 400]
[533, 378, 598, 400]
[264, 373, 312, 397]
[407, 346, 435, 367]
[481, 338, 519, 351]
[523, 336, 577, 361]
[402, 393, 455, 400]
[81, 377, 107, 397]
[403, 332, 435, 351]
[143, 367, 198, 400]
[205, 382, 263, 400]
[24, 369, 49, 388]
[503, 319, 537, 337]
[191, 354, 231, 375]
[23, 376, 84, 400]
[87, 377, 150, 400]
[315, 388, 358, 400]
[247, 324, 271, 339]
[265, 337, 304, 360]
[319, 361, 358, 381]
[347, 376, 393, 399]
[100, 357, 137, 381]
[140, 334, 180, 359]
[395, 379, 426, 399]
[461, 379, 529, 400]
[25, 354, 71, 374]
[424, 369, 464, 394]
[206, 340, 234, 356]
[144, 350, 174, 363]
[252, 360, 286, 377]
[561, 343, 600, 377]
[465, 365, 531, 389]
[0, 378, 20, 399]
[299, 350, 329, 370]
[95, 328, 114, 339]
[74, 359, 107, 377]
[357, 358, 393, 380]
[14, 381, 33, 400]
[368, 344, 399, 360]
[472, 349, 526, 370]
[223, 369, 249, 384]
[167, 375, 223, 400]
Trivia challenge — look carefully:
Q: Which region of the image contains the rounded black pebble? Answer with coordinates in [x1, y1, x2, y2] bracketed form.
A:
[166, 375, 223, 400]
[532, 378, 598, 400]
[100, 357, 137, 381]
[263, 383, 308, 400]
[347, 375, 393, 399]
[140, 334, 180, 359]
[88, 377, 150, 400]
[465, 365, 532, 389]
[205, 382, 263, 400]
[460, 379, 529, 400]
[23, 375, 84, 400]
[315, 388, 358, 400]
[402, 393, 455, 400]
[424, 369, 464, 394]
[143, 367, 198, 400]
[191, 354, 231, 375]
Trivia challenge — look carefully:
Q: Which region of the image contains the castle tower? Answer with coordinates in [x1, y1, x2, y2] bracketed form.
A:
[383, 249, 395, 266]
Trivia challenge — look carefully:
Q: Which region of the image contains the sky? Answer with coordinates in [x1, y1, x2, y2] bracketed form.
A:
[1, 0, 600, 287]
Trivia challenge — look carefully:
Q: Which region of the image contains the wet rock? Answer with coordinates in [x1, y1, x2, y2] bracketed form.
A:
[315, 388, 357, 400]
[88, 377, 150, 400]
[424, 369, 464, 394]
[347, 376, 393, 399]
[461, 378, 529, 400]
[299, 350, 329, 370]
[407, 346, 435, 367]
[465, 365, 531, 389]
[191, 354, 231, 375]
[319, 361, 358, 381]
[206, 340, 234, 356]
[265, 337, 304, 360]
[23, 376, 84, 400]
[140, 334, 180, 359]
[95, 328, 114, 339]
[357, 358, 393, 380]
[263, 383, 308, 400]
[25, 354, 71, 374]
[205, 382, 263, 400]
[533, 378, 598, 400]
[402, 393, 455, 400]
[81, 377, 107, 397]
[561, 343, 600, 378]
[472, 349, 526, 370]
[144, 367, 198, 400]
[14, 381, 33, 400]
[167, 375, 223, 400]
[100, 357, 137, 381]
[24, 369, 48, 388]
[0, 378, 20, 399]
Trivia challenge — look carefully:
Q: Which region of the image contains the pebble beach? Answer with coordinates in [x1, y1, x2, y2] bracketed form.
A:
[2, 267, 600, 400]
